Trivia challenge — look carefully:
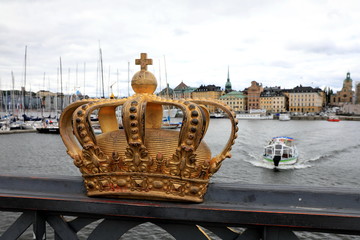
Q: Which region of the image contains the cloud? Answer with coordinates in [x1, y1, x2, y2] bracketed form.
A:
[287, 40, 360, 55]
[1, 0, 360, 96]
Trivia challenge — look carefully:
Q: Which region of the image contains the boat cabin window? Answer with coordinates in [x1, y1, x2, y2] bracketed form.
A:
[266, 148, 273, 155]
[282, 148, 290, 158]
[275, 145, 282, 149]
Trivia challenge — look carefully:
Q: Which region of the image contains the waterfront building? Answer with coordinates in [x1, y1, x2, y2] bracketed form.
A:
[0, 88, 85, 116]
[244, 81, 263, 110]
[287, 86, 325, 113]
[37, 90, 58, 112]
[330, 72, 355, 106]
[192, 84, 222, 112]
[0, 89, 27, 113]
[173, 81, 196, 99]
[158, 83, 174, 98]
[219, 91, 247, 112]
[260, 87, 288, 113]
[355, 81, 360, 104]
[37, 90, 84, 114]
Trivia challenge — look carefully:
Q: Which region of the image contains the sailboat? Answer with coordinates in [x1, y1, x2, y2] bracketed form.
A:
[161, 55, 180, 129]
[162, 115, 180, 129]
[35, 58, 62, 134]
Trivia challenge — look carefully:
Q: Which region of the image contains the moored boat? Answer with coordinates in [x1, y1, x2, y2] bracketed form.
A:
[237, 109, 273, 120]
[236, 113, 273, 120]
[279, 113, 291, 121]
[163, 108, 178, 118]
[35, 119, 60, 134]
[36, 126, 60, 134]
[263, 136, 298, 167]
[162, 115, 181, 129]
[327, 116, 340, 122]
[210, 112, 225, 118]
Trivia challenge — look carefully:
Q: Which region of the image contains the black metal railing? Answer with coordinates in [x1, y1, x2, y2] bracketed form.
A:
[1, 174, 360, 239]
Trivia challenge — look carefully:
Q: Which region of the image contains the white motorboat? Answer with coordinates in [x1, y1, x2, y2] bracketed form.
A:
[210, 112, 225, 118]
[236, 113, 273, 120]
[237, 109, 273, 120]
[163, 108, 178, 118]
[263, 136, 298, 167]
[35, 119, 60, 134]
[279, 113, 291, 121]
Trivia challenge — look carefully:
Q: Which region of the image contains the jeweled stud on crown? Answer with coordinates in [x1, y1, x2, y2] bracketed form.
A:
[59, 53, 238, 202]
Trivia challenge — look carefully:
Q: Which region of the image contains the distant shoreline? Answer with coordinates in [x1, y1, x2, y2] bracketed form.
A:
[287, 115, 360, 121]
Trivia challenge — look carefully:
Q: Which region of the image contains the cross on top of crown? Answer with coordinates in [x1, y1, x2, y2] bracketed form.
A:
[135, 53, 153, 71]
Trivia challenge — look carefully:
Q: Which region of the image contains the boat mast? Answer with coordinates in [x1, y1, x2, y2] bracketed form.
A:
[96, 59, 99, 97]
[163, 55, 172, 122]
[158, 59, 162, 93]
[29, 84, 32, 113]
[117, 68, 119, 97]
[42, 72, 45, 117]
[23, 45, 27, 115]
[56, 67, 59, 119]
[11, 71, 15, 116]
[83, 62, 86, 97]
[67, 68, 70, 103]
[60, 57, 63, 112]
[0, 77, 2, 114]
[163, 55, 169, 98]
[108, 65, 111, 97]
[5, 91, 9, 114]
[99, 48, 105, 98]
[127, 61, 130, 97]
[76, 63, 78, 98]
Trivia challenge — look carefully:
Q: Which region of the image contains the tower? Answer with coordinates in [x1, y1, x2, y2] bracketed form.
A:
[225, 66, 232, 93]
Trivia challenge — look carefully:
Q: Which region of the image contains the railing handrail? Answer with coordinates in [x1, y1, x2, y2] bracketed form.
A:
[1, 174, 360, 239]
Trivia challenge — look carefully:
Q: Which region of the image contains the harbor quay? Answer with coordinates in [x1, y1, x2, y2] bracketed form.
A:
[1, 115, 360, 135]
[278, 115, 360, 121]
[0, 129, 36, 135]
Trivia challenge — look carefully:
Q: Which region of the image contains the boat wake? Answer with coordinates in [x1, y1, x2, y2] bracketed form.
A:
[244, 152, 310, 170]
[305, 154, 330, 163]
[302, 143, 360, 164]
[241, 142, 360, 171]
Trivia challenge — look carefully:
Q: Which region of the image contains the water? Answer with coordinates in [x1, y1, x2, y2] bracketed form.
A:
[0, 119, 360, 239]
[206, 119, 360, 189]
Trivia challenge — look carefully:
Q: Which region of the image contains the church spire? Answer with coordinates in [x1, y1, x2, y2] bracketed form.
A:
[225, 65, 232, 93]
[227, 66, 230, 82]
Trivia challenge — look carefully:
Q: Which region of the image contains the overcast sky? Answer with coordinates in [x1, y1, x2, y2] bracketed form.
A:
[1, 0, 360, 97]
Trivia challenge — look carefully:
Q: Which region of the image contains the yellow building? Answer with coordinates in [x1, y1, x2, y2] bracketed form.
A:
[260, 87, 287, 113]
[287, 86, 325, 113]
[192, 85, 222, 113]
[219, 91, 247, 112]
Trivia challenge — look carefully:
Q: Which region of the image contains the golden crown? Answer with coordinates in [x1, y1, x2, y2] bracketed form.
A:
[59, 53, 238, 202]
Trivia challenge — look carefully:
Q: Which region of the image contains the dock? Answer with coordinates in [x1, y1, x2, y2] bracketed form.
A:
[0, 129, 37, 135]
[288, 115, 360, 121]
